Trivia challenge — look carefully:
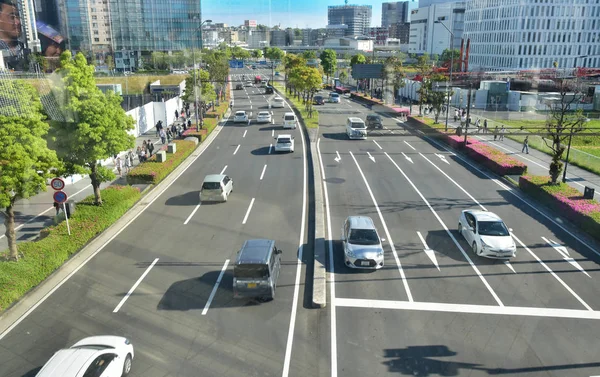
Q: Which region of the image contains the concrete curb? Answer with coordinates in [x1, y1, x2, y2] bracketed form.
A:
[0, 123, 225, 337]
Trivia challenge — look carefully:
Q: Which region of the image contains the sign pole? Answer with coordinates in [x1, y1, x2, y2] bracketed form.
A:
[63, 202, 71, 236]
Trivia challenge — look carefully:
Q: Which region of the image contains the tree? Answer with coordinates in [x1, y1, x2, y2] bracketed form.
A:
[0, 80, 60, 261]
[266, 47, 285, 62]
[172, 51, 186, 68]
[151, 51, 169, 70]
[424, 73, 448, 123]
[288, 66, 321, 106]
[31, 53, 49, 73]
[440, 48, 460, 69]
[415, 54, 433, 114]
[183, 69, 216, 107]
[105, 55, 115, 72]
[339, 69, 348, 85]
[384, 56, 406, 102]
[350, 53, 366, 67]
[294, 28, 302, 38]
[231, 46, 247, 60]
[543, 80, 589, 184]
[302, 50, 317, 60]
[252, 49, 263, 59]
[203, 50, 230, 100]
[320, 49, 337, 84]
[49, 51, 135, 205]
[283, 54, 307, 92]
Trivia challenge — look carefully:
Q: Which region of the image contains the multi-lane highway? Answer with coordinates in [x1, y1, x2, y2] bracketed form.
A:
[317, 91, 600, 377]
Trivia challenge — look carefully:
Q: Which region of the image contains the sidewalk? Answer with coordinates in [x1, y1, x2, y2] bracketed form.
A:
[417, 108, 600, 200]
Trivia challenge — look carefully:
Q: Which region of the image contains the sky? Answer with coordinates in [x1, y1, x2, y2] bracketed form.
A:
[202, 0, 397, 29]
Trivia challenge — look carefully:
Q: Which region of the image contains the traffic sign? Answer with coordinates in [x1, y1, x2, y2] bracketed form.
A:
[50, 177, 65, 191]
[53, 191, 68, 204]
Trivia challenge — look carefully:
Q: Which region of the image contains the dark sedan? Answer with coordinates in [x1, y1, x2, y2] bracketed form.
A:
[366, 114, 383, 129]
[314, 95, 325, 105]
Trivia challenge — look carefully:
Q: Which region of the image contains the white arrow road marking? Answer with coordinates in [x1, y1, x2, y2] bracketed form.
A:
[402, 152, 413, 164]
[542, 237, 590, 277]
[334, 151, 341, 163]
[504, 261, 516, 273]
[404, 140, 416, 150]
[269, 143, 273, 154]
[417, 231, 440, 271]
[373, 140, 383, 150]
[367, 152, 376, 163]
[435, 153, 450, 165]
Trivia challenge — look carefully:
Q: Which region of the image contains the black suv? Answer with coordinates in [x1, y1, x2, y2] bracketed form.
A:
[314, 95, 325, 105]
[366, 114, 383, 129]
[265, 85, 274, 94]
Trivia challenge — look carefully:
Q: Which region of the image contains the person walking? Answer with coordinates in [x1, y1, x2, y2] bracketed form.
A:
[159, 128, 167, 144]
[155, 120, 163, 137]
[147, 140, 154, 157]
[483, 119, 488, 134]
[522, 136, 529, 154]
[499, 126, 506, 141]
[454, 109, 459, 122]
[116, 155, 123, 176]
[493, 126, 499, 141]
[475, 118, 481, 133]
[53, 201, 60, 216]
[124, 152, 132, 174]
[175, 109, 179, 120]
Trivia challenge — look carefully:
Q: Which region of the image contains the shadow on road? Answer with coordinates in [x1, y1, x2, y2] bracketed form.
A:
[321, 132, 348, 141]
[382, 345, 478, 376]
[251, 146, 272, 156]
[164, 191, 199, 206]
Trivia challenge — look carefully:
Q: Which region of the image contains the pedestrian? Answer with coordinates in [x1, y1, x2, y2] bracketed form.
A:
[454, 109, 458, 122]
[186, 119, 191, 130]
[147, 140, 154, 157]
[522, 136, 529, 154]
[155, 120, 163, 137]
[475, 118, 481, 132]
[136, 146, 142, 159]
[171, 123, 177, 137]
[499, 126, 505, 141]
[483, 119, 488, 134]
[124, 153, 132, 173]
[53, 201, 60, 216]
[175, 109, 179, 120]
[160, 129, 166, 144]
[116, 156, 122, 176]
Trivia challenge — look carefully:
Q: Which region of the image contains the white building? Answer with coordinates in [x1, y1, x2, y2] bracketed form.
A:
[408, 1, 465, 56]
[464, 0, 600, 70]
[324, 37, 373, 52]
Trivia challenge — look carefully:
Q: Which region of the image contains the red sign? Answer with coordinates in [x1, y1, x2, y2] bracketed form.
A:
[50, 177, 65, 191]
[53, 191, 68, 204]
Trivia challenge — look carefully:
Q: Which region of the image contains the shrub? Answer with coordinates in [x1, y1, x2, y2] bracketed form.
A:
[0, 186, 141, 312]
[127, 140, 196, 184]
[182, 128, 205, 142]
[466, 141, 527, 175]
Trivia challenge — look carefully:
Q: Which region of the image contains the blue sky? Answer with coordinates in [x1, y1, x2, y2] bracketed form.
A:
[203, 0, 390, 29]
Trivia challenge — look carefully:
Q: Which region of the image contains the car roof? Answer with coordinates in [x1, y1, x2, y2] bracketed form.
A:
[37, 348, 99, 377]
[347, 216, 376, 229]
[466, 210, 502, 222]
[277, 134, 292, 139]
[236, 239, 275, 264]
[348, 117, 364, 123]
[367, 114, 382, 119]
[284, 112, 295, 116]
[330, 92, 339, 96]
[203, 174, 226, 182]
[273, 97, 284, 101]
[258, 111, 270, 115]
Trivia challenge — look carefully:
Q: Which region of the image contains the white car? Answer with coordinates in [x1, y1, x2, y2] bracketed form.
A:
[329, 92, 341, 103]
[256, 111, 272, 123]
[458, 209, 517, 259]
[283, 112, 297, 129]
[200, 174, 233, 202]
[233, 111, 249, 123]
[244, 81, 253, 87]
[36, 336, 134, 377]
[274, 134, 295, 153]
[271, 97, 285, 108]
[341, 216, 384, 269]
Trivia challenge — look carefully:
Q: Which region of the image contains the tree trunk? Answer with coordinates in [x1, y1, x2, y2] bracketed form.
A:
[4, 203, 18, 261]
[90, 163, 103, 205]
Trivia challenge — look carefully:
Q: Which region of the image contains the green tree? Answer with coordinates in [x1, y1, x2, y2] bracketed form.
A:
[183, 69, 217, 107]
[31, 53, 49, 72]
[384, 56, 406, 102]
[231, 46, 247, 60]
[0, 80, 60, 261]
[302, 50, 317, 60]
[105, 55, 115, 72]
[151, 51, 169, 70]
[283, 54, 307, 92]
[423, 73, 448, 123]
[319, 49, 337, 84]
[266, 47, 285, 61]
[415, 54, 433, 114]
[350, 54, 366, 66]
[440, 48, 461, 66]
[294, 28, 302, 38]
[339, 69, 348, 85]
[172, 51, 186, 68]
[203, 50, 230, 101]
[49, 51, 135, 205]
[252, 49, 263, 59]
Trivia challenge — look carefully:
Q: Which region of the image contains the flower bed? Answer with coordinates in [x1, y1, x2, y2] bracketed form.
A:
[0, 185, 141, 312]
[182, 128, 206, 142]
[127, 140, 196, 184]
[519, 175, 600, 241]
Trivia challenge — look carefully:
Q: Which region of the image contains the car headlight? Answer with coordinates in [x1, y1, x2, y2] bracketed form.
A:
[345, 248, 355, 258]
[124, 338, 131, 345]
[480, 238, 490, 248]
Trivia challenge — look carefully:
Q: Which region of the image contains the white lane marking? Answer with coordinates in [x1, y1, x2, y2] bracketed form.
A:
[269, 143, 273, 154]
[272, 129, 274, 137]
[512, 234, 592, 310]
[401, 152, 413, 163]
[492, 178, 511, 191]
[233, 145, 240, 155]
[541, 236, 590, 278]
[373, 140, 383, 150]
[404, 140, 416, 150]
[349, 151, 413, 301]
[0, 125, 224, 340]
[384, 152, 503, 306]
[504, 261, 516, 273]
[367, 152, 376, 163]
[435, 153, 450, 164]
[334, 151, 341, 163]
[419, 153, 487, 210]
[0, 184, 92, 240]
[242, 198, 256, 224]
[260, 164, 267, 180]
[415, 130, 600, 259]
[202, 259, 230, 315]
[335, 298, 600, 320]
[417, 231, 440, 271]
[183, 204, 201, 225]
[317, 138, 337, 377]
[282, 107, 308, 377]
[113, 258, 159, 313]
[243, 130, 247, 138]
[220, 165, 228, 175]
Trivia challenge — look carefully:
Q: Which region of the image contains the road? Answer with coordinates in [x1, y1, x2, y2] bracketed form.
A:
[0, 78, 325, 377]
[316, 91, 600, 377]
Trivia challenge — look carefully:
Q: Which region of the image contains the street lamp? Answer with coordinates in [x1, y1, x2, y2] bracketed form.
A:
[192, 19, 212, 131]
[434, 19, 454, 132]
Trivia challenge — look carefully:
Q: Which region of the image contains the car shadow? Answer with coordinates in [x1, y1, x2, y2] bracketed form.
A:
[251, 146, 272, 155]
[164, 191, 199, 206]
[259, 125, 283, 131]
[321, 132, 348, 141]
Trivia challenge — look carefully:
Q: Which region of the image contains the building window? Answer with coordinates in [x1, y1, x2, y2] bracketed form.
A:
[94, 38, 100, 42]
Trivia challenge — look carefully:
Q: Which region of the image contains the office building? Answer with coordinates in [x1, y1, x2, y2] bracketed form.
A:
[368, 27, 389, 46]
[248, 30, 269, 48]
[58, 0, 91, 52]
[419, 0, 462, 6]
[389, 22, 410, 44]
[34, 0, 60, 29]
[17, 0, 40, 52]
[328, 4, 372, 36]
[408, 1, 465, 56]
[326, 24, 349, 39]
[271, 29, 286, 46]
[382, 1, 417, 27]
[464, 0, 600, 70]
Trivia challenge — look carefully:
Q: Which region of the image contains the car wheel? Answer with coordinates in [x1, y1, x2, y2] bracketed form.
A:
[122, 354, 132, 376]
[472, 242, 478, 255]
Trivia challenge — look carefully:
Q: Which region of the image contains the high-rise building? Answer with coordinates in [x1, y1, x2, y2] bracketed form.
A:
[408, 1, 465, 56]
[34, 0, 60, 29]
[328, 5, 372, 36]
[271, 29, 286, 46]
[464, 0, 600, 70]
[17, 0, 41, 52]
[381, 1, 417, 28]
[419, 0, 462, 6]
[58, 0, 92, 52]
[368, 27, 389, 46]
[389, 22, 410, 44]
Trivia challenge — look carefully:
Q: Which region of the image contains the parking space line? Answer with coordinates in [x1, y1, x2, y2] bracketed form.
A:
[242, 198, 255, 224]
[335, 298, 600, 320]
[349, 151, 413, 301]
[233, 145, 240, 155]
[220, 165, 227, 175]
[260, 164, 267, 180]
[183, 204, 201, 225]
[113, 258, 159, 313]
[384, 152, 504, 306]
[202, 259, 230, 315]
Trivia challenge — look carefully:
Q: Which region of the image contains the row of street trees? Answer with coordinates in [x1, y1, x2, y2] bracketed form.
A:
[0, 51, 135, 261]
[283, 54, 322, 109]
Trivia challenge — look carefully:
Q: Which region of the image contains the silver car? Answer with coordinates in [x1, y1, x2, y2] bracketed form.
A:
[200, 174, 233, 202]
[234, 111, 249, 123]
[257, 111, 272, 123]
[341, 216, 384, 269]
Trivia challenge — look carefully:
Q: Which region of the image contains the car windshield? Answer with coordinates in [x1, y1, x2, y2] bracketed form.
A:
[331, 93, 339, 98]
[284, 115, 295, 121]
[236, 112, 245, 116]
[478, 221, 510, 236]
[274, 98, 283, 102]
[202, 182, 221, 190]
[258, 112, 269, 116]
[234, 264, 269, 278]
[368, 116, 382, 122]
[348, 229, 380, 245]
[351, 122, 366, 129]
[278, 138, 291, 144]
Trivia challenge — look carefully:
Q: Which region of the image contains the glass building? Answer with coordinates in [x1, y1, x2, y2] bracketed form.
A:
[327, 5, 372, 36]
[58, 0, 91, 52]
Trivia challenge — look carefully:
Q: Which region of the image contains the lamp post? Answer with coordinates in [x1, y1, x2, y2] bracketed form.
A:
[434, 19, 454, 132]
[192, 19, 212, 131]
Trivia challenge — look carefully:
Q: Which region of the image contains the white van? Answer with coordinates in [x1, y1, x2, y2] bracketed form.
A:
[283, 112, 297, 129]
[346, 117, 367, 140]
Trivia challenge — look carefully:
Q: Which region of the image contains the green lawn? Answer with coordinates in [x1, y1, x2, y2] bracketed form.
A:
[272, 82, 319, 128]
[27, 75, 185, 95]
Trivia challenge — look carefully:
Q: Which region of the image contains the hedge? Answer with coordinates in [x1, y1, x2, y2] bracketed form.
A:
[519, 175, 600, 242]
[127, 139, 196, 184]
[0, 185, 141, 312]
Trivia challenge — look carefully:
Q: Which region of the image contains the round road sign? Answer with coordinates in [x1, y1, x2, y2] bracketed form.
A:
[50, 177, 65, 191]
[53, 191, 68, 204]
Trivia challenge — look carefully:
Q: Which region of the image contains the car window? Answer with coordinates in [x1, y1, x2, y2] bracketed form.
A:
[234, 264, 270, 278]
[223, 177, 230, 185]
[465, 213, 474, 227]
[202, 181, 220, 190]
[351, 122, 366, 129]
[478, 221, 510, 236]
[83, 354, 116, 377]
[284, 115, 295, 121]
[348, 229, 380, 245]
[278, 138, 291, 144]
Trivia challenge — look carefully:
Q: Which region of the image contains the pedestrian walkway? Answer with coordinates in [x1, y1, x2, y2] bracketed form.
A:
[417, 108, 600, 200]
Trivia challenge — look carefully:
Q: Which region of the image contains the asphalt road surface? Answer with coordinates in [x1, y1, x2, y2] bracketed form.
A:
[0, 81, 325, 377]
[316, 91, 600, 377]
